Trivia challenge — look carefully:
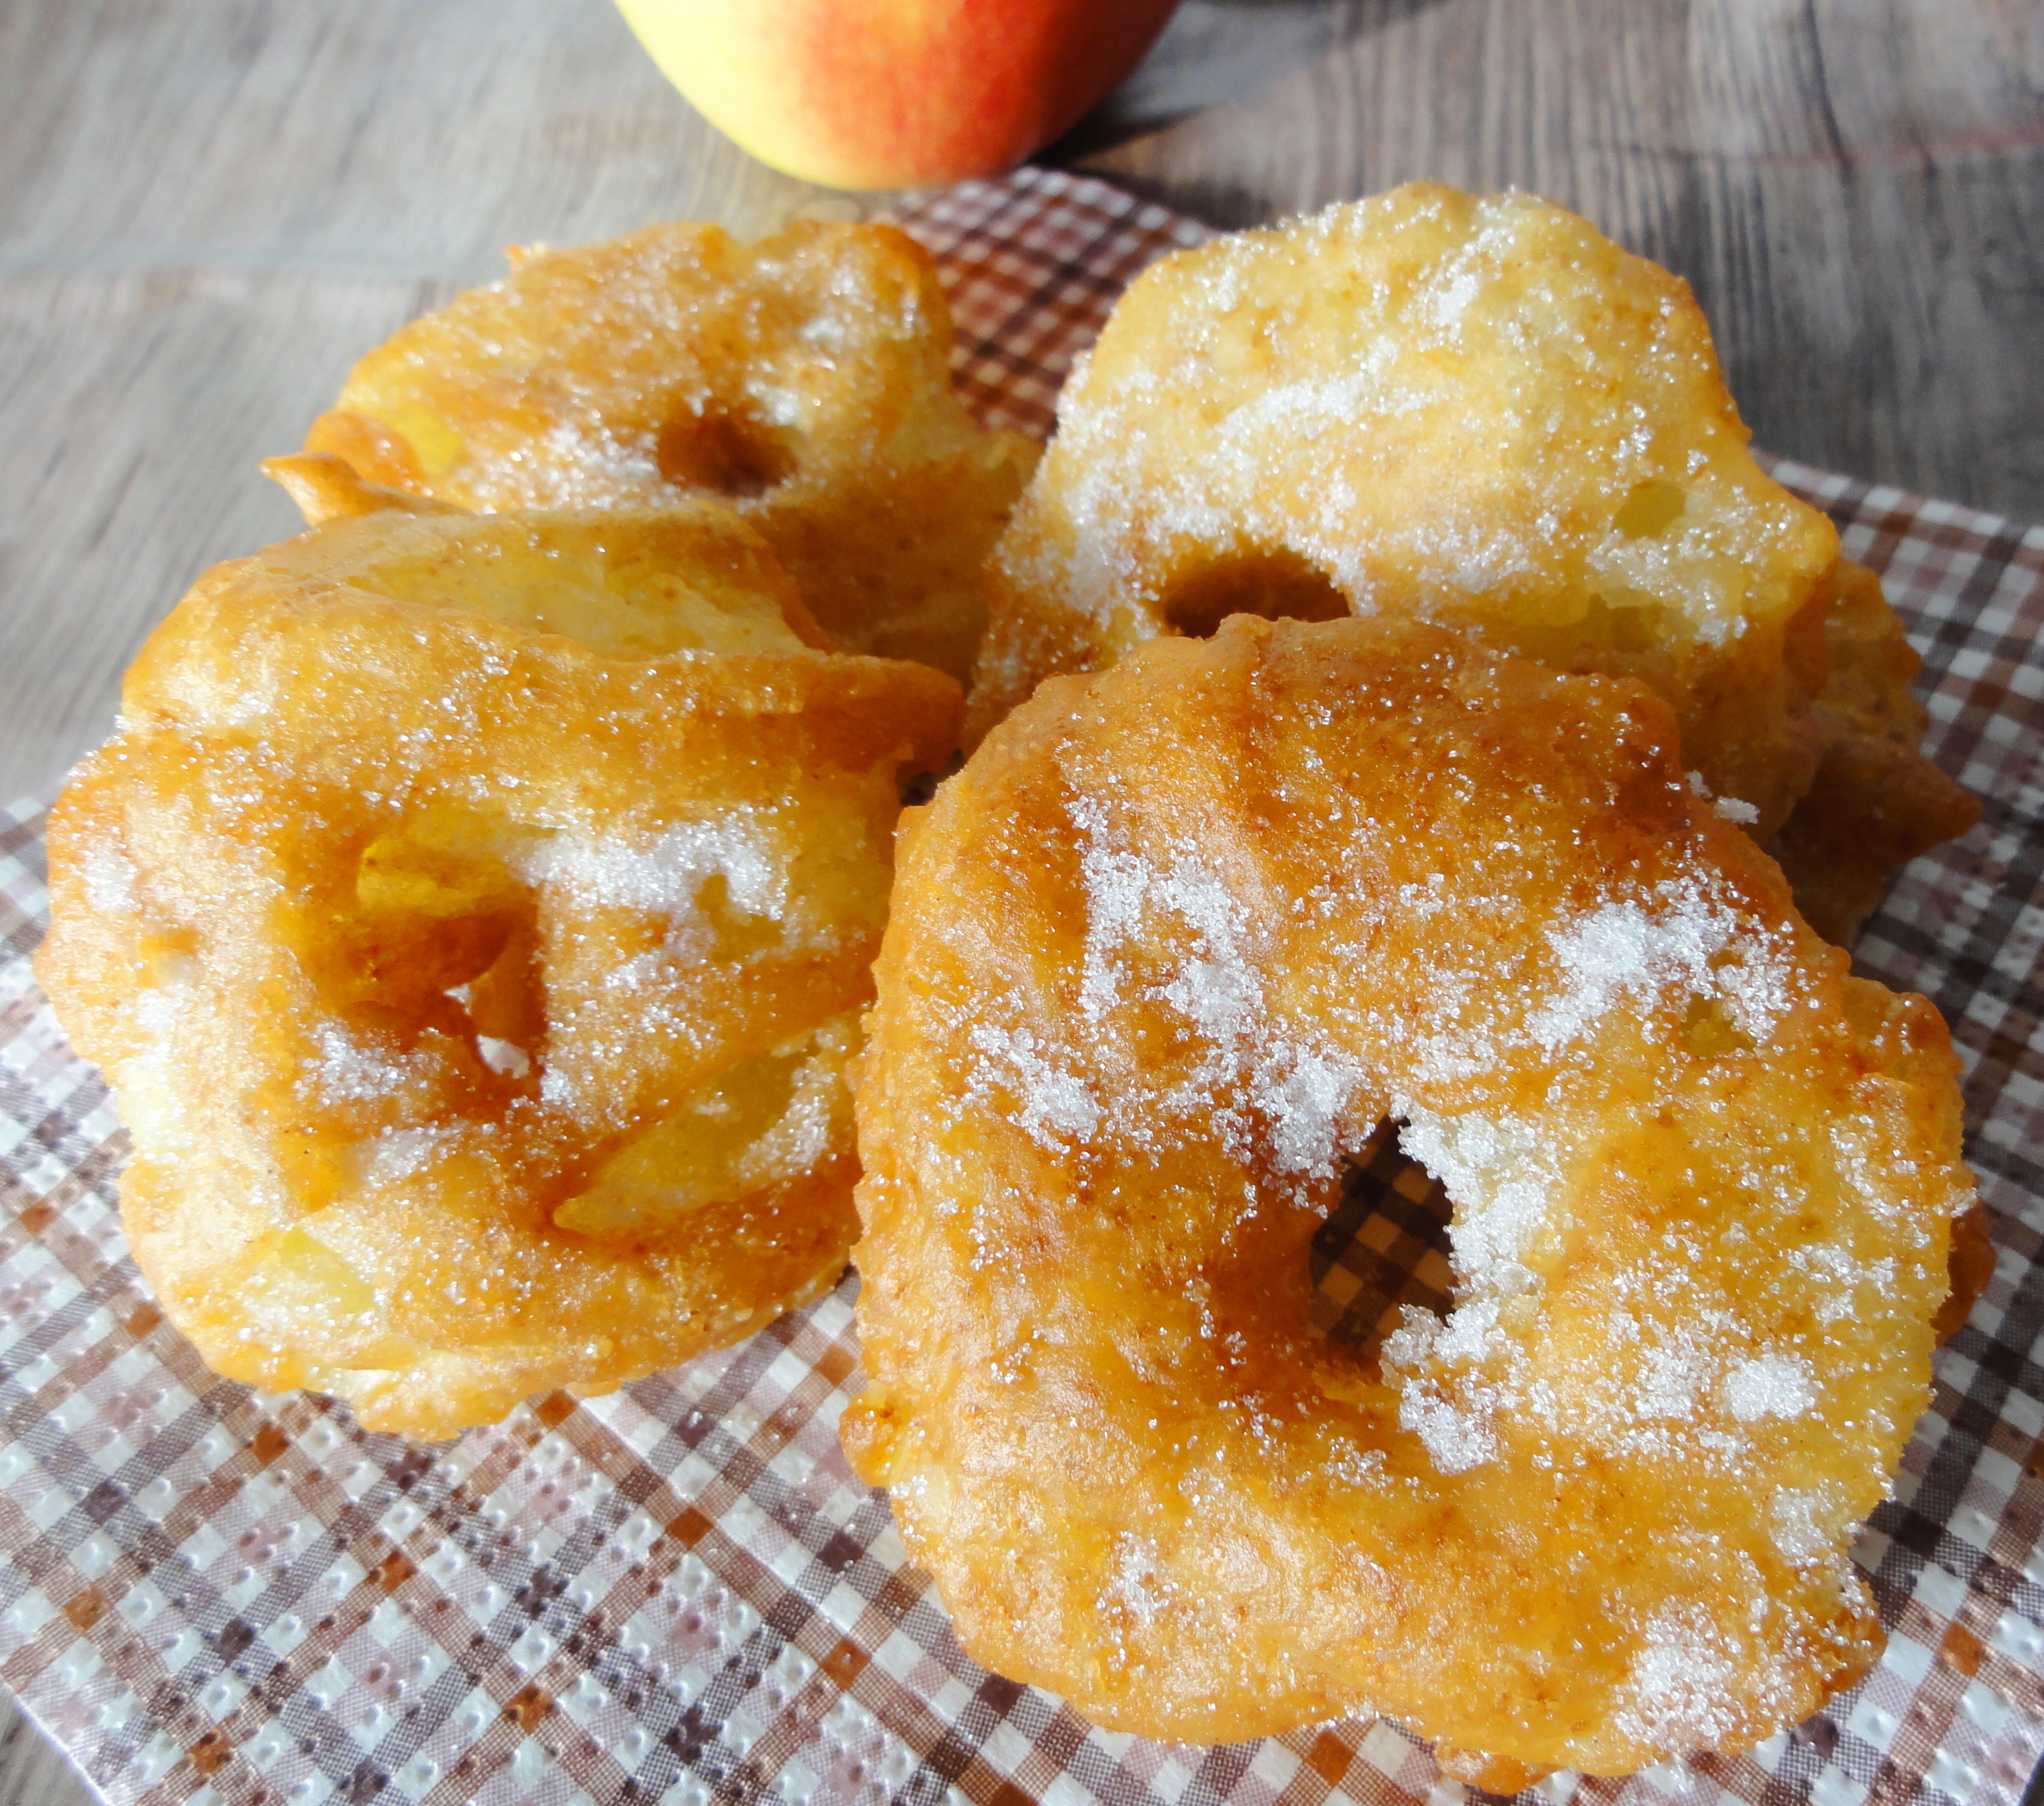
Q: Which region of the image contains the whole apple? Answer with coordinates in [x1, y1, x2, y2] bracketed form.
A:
[616, 0, 1186, 191]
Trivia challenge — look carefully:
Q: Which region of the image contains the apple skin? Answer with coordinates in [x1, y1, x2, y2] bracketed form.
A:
[616, 0, 1186, 191]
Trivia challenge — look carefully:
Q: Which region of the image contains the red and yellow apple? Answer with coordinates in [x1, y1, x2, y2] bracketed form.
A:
[615, 0, 1185, 191]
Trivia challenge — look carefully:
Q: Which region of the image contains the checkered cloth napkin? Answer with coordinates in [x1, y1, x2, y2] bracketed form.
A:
[2, 167, 2041, 1806]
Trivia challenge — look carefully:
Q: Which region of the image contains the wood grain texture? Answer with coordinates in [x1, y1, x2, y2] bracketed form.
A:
[0, 0, 2037, 1797]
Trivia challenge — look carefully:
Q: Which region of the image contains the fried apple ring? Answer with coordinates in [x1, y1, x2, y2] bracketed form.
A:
[968, 184, 1841, 837]
[38, 502, 959, 1438]
[1769, 558, 1981, 945]
[287, 219, 1038, 681]
[848, 613, 1971, 1783]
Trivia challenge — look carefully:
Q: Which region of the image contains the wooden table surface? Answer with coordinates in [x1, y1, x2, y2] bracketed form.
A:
[2, 1, 2038, 1799]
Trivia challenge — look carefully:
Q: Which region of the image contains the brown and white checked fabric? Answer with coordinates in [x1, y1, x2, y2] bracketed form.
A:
[1309, 1128, 1454, 1352]
[0, 166, 2041, 1806]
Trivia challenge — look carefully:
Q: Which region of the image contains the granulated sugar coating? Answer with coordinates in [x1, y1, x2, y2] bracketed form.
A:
[35, 500, 961, 1438]
[967, 184, 1841, 838]
[847, 614, 1972, 1788]
[281, 218, 1040, 681]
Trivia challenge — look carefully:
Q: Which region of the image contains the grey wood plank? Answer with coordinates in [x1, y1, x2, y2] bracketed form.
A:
[0, 0, 827, 281]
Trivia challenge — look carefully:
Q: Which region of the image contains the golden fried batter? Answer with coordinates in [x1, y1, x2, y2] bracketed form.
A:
[1770, 560, 1980, 944]
[38, 502, 959, 1437]
[969, 184, 1840, 837]
[290, 220, 1039, 681]
[850, 614, 1970, 1782]
[261, 450, 466, 524]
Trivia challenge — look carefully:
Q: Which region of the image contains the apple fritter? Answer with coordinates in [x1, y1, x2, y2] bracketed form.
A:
[289, 220, 1039, 681]
[969, 184, 1841, 838]
[851, 612, 1971, 1784]
[37, 501, 959, 1438]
